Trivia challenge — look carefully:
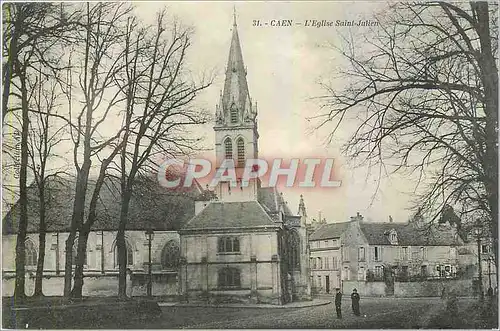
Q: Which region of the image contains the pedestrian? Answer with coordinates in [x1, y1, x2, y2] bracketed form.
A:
[126, 268, 133, 298]
[334, 288, 342, 319]
[351, 288, 360, 316]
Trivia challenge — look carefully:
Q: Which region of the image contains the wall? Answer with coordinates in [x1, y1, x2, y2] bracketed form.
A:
[3, 231, 180, 274]
[180, 230, 283, 304]
[342, 280, 387, 297]
[394, 279, 473, 297]
[2, 273, 178, 297]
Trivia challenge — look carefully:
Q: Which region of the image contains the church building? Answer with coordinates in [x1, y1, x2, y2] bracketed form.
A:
[2, 14, 310, 305]
[177, 15, 311, 304]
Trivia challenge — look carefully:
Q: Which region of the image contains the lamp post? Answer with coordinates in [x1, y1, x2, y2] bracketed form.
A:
[475, 226, 484, 301]
[145, 229, 154, 297]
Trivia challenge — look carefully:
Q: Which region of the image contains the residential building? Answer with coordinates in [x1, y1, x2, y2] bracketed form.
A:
[309, 221, 351, 294]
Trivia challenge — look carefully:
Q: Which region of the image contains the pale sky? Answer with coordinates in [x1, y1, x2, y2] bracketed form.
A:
[133, 2, 415, 224]
[3, 2, 418, 224]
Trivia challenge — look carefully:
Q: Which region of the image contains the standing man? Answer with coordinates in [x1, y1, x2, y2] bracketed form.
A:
[126, 268, 133, 298]
[351, 288, 360, 316]
[334, 288, 342, 319]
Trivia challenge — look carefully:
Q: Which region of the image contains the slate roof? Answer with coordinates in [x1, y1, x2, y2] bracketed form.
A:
[3, 175, 199, 235]
[181, 201, 277, 230]
[257, 187, 293, 216]
[309, 221, 352, 240]
[359, 222, 461, 246]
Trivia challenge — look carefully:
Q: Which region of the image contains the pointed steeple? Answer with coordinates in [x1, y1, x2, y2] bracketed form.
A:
[221, 9, 252, 125]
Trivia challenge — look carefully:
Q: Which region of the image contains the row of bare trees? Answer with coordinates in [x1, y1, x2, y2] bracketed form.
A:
[3, 2, 212, 301]
[315, 2, 497, 267]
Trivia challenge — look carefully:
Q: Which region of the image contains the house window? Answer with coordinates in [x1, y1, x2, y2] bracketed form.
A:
[161, 240, 180, 269]
[420, 247, 427, 260]
[317, 275, 321, 288]
[25, 240, 37, 267]
[218, 267, 241, 288]
[449, 247, 457, 259]
[343, 267, 350, 280]
[236, 138, 245, 166]
[230, 105, 238, 123]
[332, 239, 338, 247]
[332, 257, 337, 270]
[325, 257, 329, 269]
[358, 266, 365, 281]
[358, 247, 365, 261]
[324, 240, 329, 247]
[224, 138, 233, 160]
[374, 246, 382, 261]
[218, 237, 240, 253]
[114, 241, 133, 267]
[318, 257, 322, 269]
[421, 265, 427, 277]
[401, 247, 409, 260]
[343, 247, 350, 261]
[401, 266, 409, 280]
[375, 265, 383, 278]
[481, 245, 488, 254]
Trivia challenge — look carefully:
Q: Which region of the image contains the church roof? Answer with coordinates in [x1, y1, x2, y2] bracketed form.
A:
[257, 187, 293, 216]
[181, 201, 278, 231]
[3, 175, 199, 235]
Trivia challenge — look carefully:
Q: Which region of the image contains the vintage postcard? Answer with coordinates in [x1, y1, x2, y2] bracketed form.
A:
[1, 1, 498, 329]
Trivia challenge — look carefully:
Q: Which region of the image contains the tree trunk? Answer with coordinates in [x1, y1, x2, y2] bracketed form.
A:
[117, 191, 132, 299]
[71, 229, 89, 298]
[33, 186, 47, 296]
[33, 232, 46, 296]
[473, 2, 499, 271]
[13, 70, 29, 301]
[64, 168, 90, 297]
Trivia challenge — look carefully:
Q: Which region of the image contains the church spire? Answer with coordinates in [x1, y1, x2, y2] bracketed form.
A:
[221, 8, 253, 125]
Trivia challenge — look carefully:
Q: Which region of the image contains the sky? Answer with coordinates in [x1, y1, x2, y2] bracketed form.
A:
[2, 2, 418, 224]
[132, 1, 416, 224]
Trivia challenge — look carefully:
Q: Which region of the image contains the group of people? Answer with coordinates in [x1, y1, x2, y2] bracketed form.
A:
[334, 288, 361, 319]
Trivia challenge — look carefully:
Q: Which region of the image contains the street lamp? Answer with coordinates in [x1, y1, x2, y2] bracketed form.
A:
[145, 229, 155, 297]
[474, 226, 484, 301]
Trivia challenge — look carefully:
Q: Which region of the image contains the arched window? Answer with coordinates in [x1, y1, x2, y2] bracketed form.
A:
[237, 138, 245, 166]
[25, 240, 37, 267]
[114, 240, 134, 267]
[218, 267, 241, 288]
[161, 240, 180, 269]
[218, 237, 240, 253]
[72, 240, 87, 265]
[230, 104, 238, 123]
[224, 138, 233, 160]
[288, 231, 301, 270]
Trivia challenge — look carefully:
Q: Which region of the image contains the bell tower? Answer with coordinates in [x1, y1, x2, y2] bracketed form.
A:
[214, 11, 259, 202]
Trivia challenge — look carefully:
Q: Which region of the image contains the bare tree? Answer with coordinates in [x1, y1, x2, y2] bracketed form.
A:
[65, 2, 132, 298]
[315, 2, 498, 265]
[113, 11, 211, 297]
[3, 2, 79, 301]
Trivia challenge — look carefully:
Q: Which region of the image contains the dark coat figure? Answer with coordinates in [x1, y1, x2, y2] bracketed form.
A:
[334, 289, 342, 319]
[351, 288, 360, 316]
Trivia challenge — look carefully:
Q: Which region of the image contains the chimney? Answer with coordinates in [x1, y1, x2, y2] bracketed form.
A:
[351, 212, 364, 222]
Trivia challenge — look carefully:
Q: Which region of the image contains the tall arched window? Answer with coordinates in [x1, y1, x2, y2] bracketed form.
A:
[161, 240, 180, 269]
[288, 231, 301, 270]
[25, 240, 37, 267]
[230, 104, 238, 123]
[218, 267, 241, 288]
[224, 138, 233, 160]
[114, 240, 134, 267]
[72, 241, 87, 265]
[237, 138, 245, 166]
